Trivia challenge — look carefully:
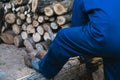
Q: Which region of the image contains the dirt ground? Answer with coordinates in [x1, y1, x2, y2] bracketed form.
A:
[0, 44, 35, 79]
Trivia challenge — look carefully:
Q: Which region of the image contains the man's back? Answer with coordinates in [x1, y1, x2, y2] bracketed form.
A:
[72, 0, 120, 80]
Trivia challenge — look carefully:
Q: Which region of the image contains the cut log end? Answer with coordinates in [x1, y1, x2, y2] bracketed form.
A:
[50, 22, 58, 30]
[27, 25, 35, 34]
[12, 24, 20, 35]
[32, 33, 41, 43]
[32, 20, 39, 27]
[44, 6, 54, 17]
[57, 16, 66, 26]
[37, 26, 44, 36]
[38, 16, 44, 23]
[21, 31, 28, 40]
[53, 3, 67, 15]
[5, 13, 16, 24]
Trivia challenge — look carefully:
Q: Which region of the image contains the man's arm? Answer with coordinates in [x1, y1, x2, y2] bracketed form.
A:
[71, 0, 89, 27]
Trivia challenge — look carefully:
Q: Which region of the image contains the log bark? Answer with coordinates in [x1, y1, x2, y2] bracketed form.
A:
[36, 26, 44, 36]
[31, 0, 38, 13]
[53, 0, 73, 15]
[16, 0, 29, 5]
[26, 24, 35, 34]
[32, 33, 41, 43]
[0, 31, 15, 44]
[56, 14, 71, 26]
[12, 24, 20, 34]
[5, 13, 16, 24]
[4, 3, 12, 13]
[14, 35, 24, 47]
[21, 31, 28, 40]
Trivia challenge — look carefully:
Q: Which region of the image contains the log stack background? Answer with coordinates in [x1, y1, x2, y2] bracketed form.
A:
[0, 0, 104, 80]
[0, 0, 73, 50]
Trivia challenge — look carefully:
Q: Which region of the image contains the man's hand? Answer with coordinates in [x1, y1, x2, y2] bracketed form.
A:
[0, 0, 10, 3]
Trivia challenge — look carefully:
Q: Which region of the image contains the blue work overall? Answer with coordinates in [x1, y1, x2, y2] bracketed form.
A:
[33, 0, 120, 80]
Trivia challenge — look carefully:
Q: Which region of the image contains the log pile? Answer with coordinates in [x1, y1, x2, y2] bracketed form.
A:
[0, 0, 103, 80]
[0, 0, 73, 49]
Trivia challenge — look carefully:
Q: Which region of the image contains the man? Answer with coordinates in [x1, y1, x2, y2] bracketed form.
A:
[25, 0, 120, 80]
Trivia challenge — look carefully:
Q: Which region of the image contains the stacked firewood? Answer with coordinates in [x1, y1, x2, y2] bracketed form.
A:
[0, 0, 73, 49]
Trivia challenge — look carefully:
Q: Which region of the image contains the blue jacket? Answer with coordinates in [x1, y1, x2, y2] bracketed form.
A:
[72, 0, 120, 80]
[39, 0, 120, 80]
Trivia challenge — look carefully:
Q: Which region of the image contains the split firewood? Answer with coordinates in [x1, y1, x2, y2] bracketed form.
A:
[12, 24, 20, 34]
[0, 31, 15, 44]
[53, 0, 73, 15]
[50, 22, 58, 30]
[26, 24, 35, 34]
[22, 23, 27, 31]
[5, 13, 16, 24]
[36, 26, 44, 36]
[32, 33, 41, 43]
[21, 31, 28, 40]
[19, 13, 26, 20]
[16, 0, 29, 5]
[56, 14, 71, 26]
[26, 16, 32, 24]
[32, 20, 39, 27]
[14, 35, 24, 47]
[38, 16, 44, 23]
[43, 23, 54, 40]
[44, 6, 54, 17]
[16, 18, 22, 25]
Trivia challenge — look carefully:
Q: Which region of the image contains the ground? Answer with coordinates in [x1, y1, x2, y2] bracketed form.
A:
[0, 44, 35, 79]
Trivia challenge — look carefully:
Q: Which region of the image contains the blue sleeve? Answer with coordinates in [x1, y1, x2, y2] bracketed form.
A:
[71, 0, 89, 27]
